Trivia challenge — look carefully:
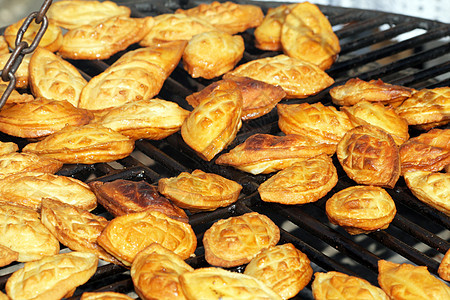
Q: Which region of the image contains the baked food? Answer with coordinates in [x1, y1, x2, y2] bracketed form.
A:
[325, 186, 396, 235]
[0, 53, 30, 88]
[203, 212, 280, 267]
[158, 169, 242, 212]
[438, 249, 450, 281]
[258, 154, 338, 204]
[0, 152, 63, 179]
[81, 292, 134, 300]
[5, 251, 98, 300]
[337, 125, 400, 188]
[181, 79, 242, 161]
[312, 271, 389, 300]
[0, 141, 18, 156]
[22, 124, 135, 164]
[244, 243, 313, 299]
[404, 171, 450, 216]
[182, 31, 244, 79]
[88, 179, 188, 223]
[0, 244, 18, 267]
[98, 210, 196, 266]
[0, 84, 34, 104]
[378, 260, 450, 299]
[130, 243, 194, 300]
[215, 133, 336, 175]
[0, 36, 8, 55]
[225, 54, 334, 99]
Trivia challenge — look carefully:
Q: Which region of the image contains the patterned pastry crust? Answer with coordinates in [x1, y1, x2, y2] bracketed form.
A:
[158, 169, 242, 212]
[182, 31, 244, 79]
[330, 78, 413, 107]
[97, 210, 197, 266]
[244, 243, 313, 299]
[0, 98, 93, 139]
[325, 186, 396, 235]
[22, 124, 135, 164]
[225, 54, 334, 99]
[180, 267, 282, 300]
[312, 271, 389, 300]
[130, 243, 194, 300]
[378, 260, 450, 299]
[81, 292, 134, 300]
[216, 133, 336, 175]
[438, 249, 450, 281]
[0, 244, 19, 267]
[281, 2, 340, 70]
[181, 79, 242, 161]
[404, 171, 450, 216]
[0, 202, 60, 262]
[47, 0, 131, 30]
[337, 125, 400, 188]
[0, 141, 18, 156]
[0, 85, 34, 104]
[0, 152, 62, 179]
[29, 47, 88, 107]
[258, 154, 338, 204]
[203, 212, 280, 267]
[0, 36, 8, 55]
[0, 53, 30, 88]
[5, 252, 98, 300]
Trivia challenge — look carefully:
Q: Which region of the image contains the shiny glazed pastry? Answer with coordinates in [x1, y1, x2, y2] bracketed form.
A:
[0, 85, 34, 104]
[97, 210, 196, 266]
[325, 186, 396, 235]
[0, 244, 18, 267]
[258, 154, 338, 204]
[158, 169, 242, 212]
[438, 249, 450, 281]
[130, 243, 194, 300]
[244, 243, 313, 299]
[81, 292, 135, 300]
[0, 141, 18, 156]
[0, 53, 30, 88]
[0, 36, 8, 55]
[203, 212, 280, 267]
[0, 152, 62, 179]
[337, 125, 400, 188]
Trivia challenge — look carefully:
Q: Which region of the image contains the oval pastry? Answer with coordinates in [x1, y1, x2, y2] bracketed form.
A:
[81, 292, 135, 300]
[439, 249, 450, 281]
[0, 152, 62, 179]
[0, 244, 19, 267]
[0, 53, 30, 89]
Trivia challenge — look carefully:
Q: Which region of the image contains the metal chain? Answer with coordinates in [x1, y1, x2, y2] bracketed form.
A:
[0, 0, 53, 109]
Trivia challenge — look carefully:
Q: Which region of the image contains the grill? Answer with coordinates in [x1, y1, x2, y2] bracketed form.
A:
[1, 0, 449, 298]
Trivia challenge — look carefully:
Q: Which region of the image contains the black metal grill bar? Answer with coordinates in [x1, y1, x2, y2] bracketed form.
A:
[392, 60, 450, 87]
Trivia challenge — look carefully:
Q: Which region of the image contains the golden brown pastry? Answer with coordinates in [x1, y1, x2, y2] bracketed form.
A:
[181, 79, 242, 161]
[0, 36, 8, 55]
[131, 243, 194, 300]
[88, 179, 189, 223]
[0, 53, 30, 89]
[438, 249, 450, 281]
[337, 125, 400, 188]
[0, 244, 18, 267]
[378, 260, 450, 299]
[330, 78, 413, 107]
[180, 267, 282, 300]
[158, 169, 242, 212]
[22, 124, 135, 164]
[325, 186, 396, 235]
[59, 16, 153, 60]
[81, 292, 135, 300]
[96, 98, 189, 140]
[281, 2, 340, 70]
[203, 212, 280, 268]
[312, 271, 389, 300]
[244, 243, 313, 299]
[29, 47, 88, 107]
[0, 141, 18, 156]
[0, 84, 34, 104]
[216, 133, 335, 175]
[182, 31, 244, 79]
[0, 202, 60, 262]
[47, 0, 131, 30]
[0, 152, 63, 179]
[342, 101, 409, 145]
[0, 98, 93, 139]
[5, 252, 98, 300]
[258, 154, 338, 204]
[225, 54, 334, 99]
[98, 210, 197, 266]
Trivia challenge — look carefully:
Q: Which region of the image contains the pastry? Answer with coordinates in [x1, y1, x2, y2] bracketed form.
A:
[22, 124, 135, 164]
[330, 78, 413, 107]
[5, 252, 98, 300]
[29, 47, 88, 107]
[97, 210, 197, 266]
[325, 186, 396, 235]
[181, 79, 242, 161]
[225, 54, 334, 99]
[404, 171, 450, 216]
[175, 1, 264, 34]
[438, 248, 450, 281]
[81, 292, 135, 300]
[0, 141, 18, 156]
[337, 125, 400, 188]
[0, 152, 62, 179]
[182, 31, 244, 79]
[0, 53, 30, 89]
[378, 260, 450, 299]
[244, 243, 313, 299]
[203, 212, 280, 267]
[312, 271, 389, 300]
[130, 243, 194, 300]
[0, 84, 34, 104]
[215, 133, 335, 175]
[88, 179, 189, 223]
[158, 169, 242, 212]
[258, 154, 338, 204]
[0, 244, 18, 267]
[0, 36, 8, 55]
